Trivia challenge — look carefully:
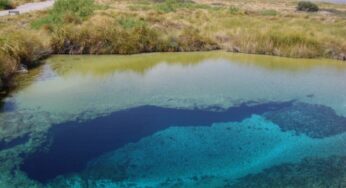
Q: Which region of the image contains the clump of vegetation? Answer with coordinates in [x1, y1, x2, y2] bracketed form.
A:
[297, 1, 319, 12]
[31, 0, 96, 28]
[0, 0, 14, 10]
[0, 30, 47, 86]
[229, 29, 322, 58]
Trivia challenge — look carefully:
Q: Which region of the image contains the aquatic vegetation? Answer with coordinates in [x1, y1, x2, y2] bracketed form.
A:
[264, 102, 346, 138]
[233, 156, 346, 188]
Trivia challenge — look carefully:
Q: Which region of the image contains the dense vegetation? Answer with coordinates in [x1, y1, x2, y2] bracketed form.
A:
[1, 0, 346, 92]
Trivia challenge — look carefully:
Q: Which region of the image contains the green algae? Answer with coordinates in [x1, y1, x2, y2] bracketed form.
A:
[47, 51, 346, 77]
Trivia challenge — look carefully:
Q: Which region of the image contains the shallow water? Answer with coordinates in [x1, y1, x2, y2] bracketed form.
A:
[0, 51, 346, 187]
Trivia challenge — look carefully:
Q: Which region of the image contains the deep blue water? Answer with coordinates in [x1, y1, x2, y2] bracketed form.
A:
[20, 101, 293, 183]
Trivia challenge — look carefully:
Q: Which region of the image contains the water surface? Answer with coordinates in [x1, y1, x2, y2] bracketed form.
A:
[0, 51, 345, 187]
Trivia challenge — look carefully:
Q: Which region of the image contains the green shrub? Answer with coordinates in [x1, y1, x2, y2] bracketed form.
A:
[31, 0, 96, 29]
[0, 0, 14, 10]
[297, 1, 319, 12]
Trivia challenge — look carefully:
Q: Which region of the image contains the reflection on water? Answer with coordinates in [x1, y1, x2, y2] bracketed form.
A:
[0, 51, 346, 187]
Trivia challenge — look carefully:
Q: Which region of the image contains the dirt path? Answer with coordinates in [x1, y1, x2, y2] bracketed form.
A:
[0, 0, 54, 17]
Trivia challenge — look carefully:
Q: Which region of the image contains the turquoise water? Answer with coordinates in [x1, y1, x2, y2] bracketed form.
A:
[0, 52, 346, 187]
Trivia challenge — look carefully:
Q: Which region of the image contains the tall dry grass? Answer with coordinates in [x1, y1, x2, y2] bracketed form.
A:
[0, 30, 48, 85]
[49, 14, 218, 54]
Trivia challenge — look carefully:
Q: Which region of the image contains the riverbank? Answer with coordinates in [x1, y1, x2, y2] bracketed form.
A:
[1, 0, 346, 92]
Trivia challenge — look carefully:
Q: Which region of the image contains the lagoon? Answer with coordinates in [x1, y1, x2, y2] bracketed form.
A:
[0, 51, 346, 187]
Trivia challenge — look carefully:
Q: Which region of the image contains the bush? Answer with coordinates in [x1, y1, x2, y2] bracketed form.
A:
[297, 1, 319, 12]
[0, 0, 14, 10]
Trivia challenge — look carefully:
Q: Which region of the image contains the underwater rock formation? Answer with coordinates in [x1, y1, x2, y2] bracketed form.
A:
[264, 102, 346, 138]
[232, 156, 346, 188]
